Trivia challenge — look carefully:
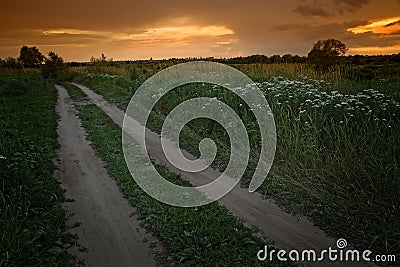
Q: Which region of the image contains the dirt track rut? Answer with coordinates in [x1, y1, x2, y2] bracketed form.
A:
[71, 82, 374, 267]
[55, 85, 156, 267]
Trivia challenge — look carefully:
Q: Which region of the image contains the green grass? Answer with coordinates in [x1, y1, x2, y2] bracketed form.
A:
[0, 75, 74, 266]
[0, 74, 46, 97]
[69, 63, 400, 262]
[65, 87, 288, 266]
[60, 82, 88, 102]
[235, 63, 400, 94]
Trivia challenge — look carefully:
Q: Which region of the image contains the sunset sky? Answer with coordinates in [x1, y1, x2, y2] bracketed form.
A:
[1, 0, 399, 61]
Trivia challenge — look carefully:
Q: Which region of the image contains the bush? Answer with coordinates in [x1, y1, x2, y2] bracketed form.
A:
[0, 78, 29, 96]
[40, 51, 66, 80]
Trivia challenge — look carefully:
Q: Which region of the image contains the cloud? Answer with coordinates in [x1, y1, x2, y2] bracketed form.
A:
[385, 20, 400, 27]
[348, 44, 400, 54]
[0, 0, 398, 60]
[0, 23, 237, 60]
[294, 0, 370, 17]
[343, 20, 370, 28]
[347, 17, 400, 35]
[41, 25, 235, 47]
[294, 0, 332, 17]
[268, 20, 400, 56]
[335, 0, 369, 13]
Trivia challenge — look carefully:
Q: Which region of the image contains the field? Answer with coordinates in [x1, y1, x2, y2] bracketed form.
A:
[61, 82, 285, 266]
[0, 72, 75, 266]
[70, 62, 400, 260]
[1, 61, 399, 265]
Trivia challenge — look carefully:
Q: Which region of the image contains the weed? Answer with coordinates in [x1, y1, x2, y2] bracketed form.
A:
[0, 75, 74, 266]
[72, 102, 287, 266]
[69, 62, 400, 260]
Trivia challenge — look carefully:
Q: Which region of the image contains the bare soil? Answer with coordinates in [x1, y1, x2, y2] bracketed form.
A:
[54, 85, 156, 267]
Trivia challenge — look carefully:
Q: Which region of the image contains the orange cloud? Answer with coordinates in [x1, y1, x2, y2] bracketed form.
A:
[33, 23, 237, 60]
[347, 16, 400, 34]
[348, 44, 400, 55]
[42, 25, 234, 45]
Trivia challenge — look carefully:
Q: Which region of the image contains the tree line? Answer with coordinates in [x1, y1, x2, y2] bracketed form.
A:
[1, 39, 400, 71]
[218, 39, 400, 65]
[0, 46, 66, 78]
[217, 53, 400, 65]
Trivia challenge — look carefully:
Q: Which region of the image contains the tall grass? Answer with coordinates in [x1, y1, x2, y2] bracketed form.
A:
[0, 74, 74, 266]
[71, 61, 171, 80]
[0, 67, 40, 77]
[67, 89, 286, 266]
[262, 81, 400, 255]
[71, 62, 400, 259]
[236, 63, 400, 94]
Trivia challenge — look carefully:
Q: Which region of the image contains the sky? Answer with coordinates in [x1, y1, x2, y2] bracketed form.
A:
[0, 0, 399, 61]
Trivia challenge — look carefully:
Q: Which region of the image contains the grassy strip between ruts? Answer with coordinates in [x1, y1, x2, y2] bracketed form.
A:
[61, 82, 88, 102]
[0, 75, 74, 266]
[64, 86, 290, 266]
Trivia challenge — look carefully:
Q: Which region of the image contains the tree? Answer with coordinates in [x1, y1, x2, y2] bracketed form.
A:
[307, 39, 348, 66]
[47, 51, 64, 65]
[18, 46, 45, 67]
[282, 54, 294, 63]
[41, 51, 65, 79]
[1, 57, 23, 69]
[270, 55, 282, 64]
[90, 53, 113, 65]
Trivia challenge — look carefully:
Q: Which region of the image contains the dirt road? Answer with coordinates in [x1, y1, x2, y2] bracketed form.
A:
[72, 83, 373, 267]
[54, 85, 156, 267]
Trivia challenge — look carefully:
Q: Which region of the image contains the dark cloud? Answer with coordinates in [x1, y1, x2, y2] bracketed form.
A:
[294, 0, 369, 17]
[293, 0, 332, 17]
[342, 20, 369, 28]
[268, 20, 400, 54]
[335, 0, 369, 13]
[0, 0, 398, 59]
[385, 20, 400, 27]
[389, 30, 400, 35]
[343, 31, 400, 47]
[0, 0, 281, 32]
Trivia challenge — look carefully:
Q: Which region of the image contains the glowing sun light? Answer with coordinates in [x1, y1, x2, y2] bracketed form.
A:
[347, 16, 400, 34]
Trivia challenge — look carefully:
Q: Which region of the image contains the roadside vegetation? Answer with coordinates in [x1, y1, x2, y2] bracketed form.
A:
[1, 41, 399, 265]
[0, 71, 74, 266]
[64, 85, 287, 266]
[68, 48, 400, 260]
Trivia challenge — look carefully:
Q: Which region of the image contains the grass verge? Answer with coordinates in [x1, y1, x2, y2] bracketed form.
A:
[0, 76, 74, 266]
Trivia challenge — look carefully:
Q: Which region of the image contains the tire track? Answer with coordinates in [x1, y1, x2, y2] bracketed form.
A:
[72, 82, 374, 267]
[55, 85, 156, 267]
